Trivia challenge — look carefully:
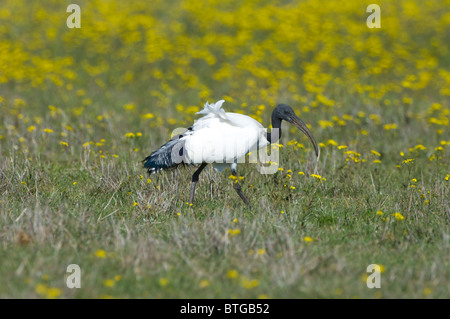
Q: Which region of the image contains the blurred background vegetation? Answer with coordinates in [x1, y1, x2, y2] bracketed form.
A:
[0, 0, 448, 299]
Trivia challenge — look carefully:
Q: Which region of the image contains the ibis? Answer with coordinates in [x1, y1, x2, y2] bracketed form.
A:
[143, 100, 318, 208]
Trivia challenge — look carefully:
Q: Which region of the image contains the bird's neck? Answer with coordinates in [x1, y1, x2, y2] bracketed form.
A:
[266, 116, 282, 144]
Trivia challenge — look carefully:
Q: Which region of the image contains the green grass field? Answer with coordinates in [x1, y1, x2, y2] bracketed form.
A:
[0, 0, 449, 298]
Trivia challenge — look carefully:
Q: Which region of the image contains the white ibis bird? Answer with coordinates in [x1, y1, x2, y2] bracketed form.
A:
[143, 100, 318, 208]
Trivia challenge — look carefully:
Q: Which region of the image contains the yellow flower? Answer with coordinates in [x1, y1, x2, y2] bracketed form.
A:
[241, 278, 259, 289]
[199, 279, 210, 288]
[125, 132, 135, 138]
[318, 120, 334, 129]
[394, 212, 404, 220]
[383, 123, 397, 130]
[35, 284, 48, 295]
[303, 236, 314, 243]
[35, 284, 62, 299]
[327, 139, 338, 146]
[376, 210, 383, 216]
[227, 270, 239, 279]
[403, 97, 412, 104]
[142, 113, 154, 119]
[43, 128, 54, 133]
[371, 150, 381, 157]
[60, 141, 69, 147]
[27, 125, 36, 132]
[103, 279, 115, 287]
[186, 106, 200, 114]
[228, 229, 241, 237]
[95, 249, 107, 258]
[413, 144, 426, 151]
[46, 288, 62, 299]
[124, 103, 135, 111]
[159, 278, 168, 286]
[310, 174, 326, 181]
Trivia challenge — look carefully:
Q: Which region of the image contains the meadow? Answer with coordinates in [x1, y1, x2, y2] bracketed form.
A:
[0, 0, 449, 298]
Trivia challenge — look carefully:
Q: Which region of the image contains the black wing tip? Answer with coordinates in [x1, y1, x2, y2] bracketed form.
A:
[142, 156, 152, 168]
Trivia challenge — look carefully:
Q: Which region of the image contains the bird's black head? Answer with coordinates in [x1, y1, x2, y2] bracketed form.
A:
[272, 104, 319, 158]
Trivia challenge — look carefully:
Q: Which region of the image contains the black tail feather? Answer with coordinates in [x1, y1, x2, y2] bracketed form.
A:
[143, 138, 185, 174]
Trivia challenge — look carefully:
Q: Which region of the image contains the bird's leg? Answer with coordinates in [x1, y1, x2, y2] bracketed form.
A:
[189, 163, 207, 205]
[231, 168, 252, 209]
[210, 177, 214, 200]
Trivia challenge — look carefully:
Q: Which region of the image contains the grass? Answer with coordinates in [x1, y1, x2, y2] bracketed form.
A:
[1, 133, 448, 298]
[0, 0, 449, 298]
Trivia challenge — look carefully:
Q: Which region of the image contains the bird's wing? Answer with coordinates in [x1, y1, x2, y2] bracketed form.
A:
[183, 116, 262, 165]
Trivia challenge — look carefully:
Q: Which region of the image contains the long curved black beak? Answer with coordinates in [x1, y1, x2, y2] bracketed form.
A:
[289, 116, 319, 158]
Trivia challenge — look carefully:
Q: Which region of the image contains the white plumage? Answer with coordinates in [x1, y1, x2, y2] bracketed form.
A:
[181, 100, 268, 171]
